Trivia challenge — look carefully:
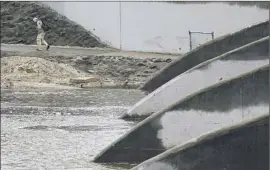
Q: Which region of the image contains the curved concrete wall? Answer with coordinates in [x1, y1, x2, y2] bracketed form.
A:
[122, 37, 269, 119]
[132, 114, 269, 170]
[93, 66, 269, 163]
[141, 21, 269, 92]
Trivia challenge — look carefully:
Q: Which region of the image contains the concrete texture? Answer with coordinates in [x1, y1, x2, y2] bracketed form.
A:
[131, 114, 269, 170]
[122, 37, 269, 120]
[93, 65, 269, 164]
[141, 21, 269, 92]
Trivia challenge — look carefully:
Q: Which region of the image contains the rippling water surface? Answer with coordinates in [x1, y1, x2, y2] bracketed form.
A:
[1, 88, 145, 170]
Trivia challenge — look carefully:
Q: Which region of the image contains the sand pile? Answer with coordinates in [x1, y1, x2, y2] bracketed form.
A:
[1, 56, 89, 86]
[1, 51, 174, 89]
[0, 1, 107, 48]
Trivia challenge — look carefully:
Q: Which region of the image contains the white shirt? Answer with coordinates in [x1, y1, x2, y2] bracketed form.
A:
[36, 20, 44, 33]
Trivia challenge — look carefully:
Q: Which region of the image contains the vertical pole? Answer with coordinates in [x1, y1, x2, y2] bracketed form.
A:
[268, 9, 270, 113]
[188, 31, 192, 51]
[211, 31, 214, 40]
[119, 1, 122, 50]
[241, 82, 244, 119]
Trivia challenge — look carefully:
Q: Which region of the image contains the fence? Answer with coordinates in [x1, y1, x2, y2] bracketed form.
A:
[189, 31, 214, 50]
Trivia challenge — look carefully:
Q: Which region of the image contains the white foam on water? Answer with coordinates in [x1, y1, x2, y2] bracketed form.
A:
[137, 162, 176, 170]
[157, 104, 268, 149]
[127, 59, 268, 116]
[1, 105, 131, 117]
[0, 105, 130, 110]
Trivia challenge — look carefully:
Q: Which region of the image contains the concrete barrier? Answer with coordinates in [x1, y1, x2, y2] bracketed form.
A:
[131, 113, 269, 170]
[141, 21, 269, 93]
[69, 76, 100, 84]
[122, 37, 269, 120]
[93, 65, 269, 164]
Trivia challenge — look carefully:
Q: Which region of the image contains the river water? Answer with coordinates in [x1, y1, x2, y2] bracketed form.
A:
[1, 87, 145, 170]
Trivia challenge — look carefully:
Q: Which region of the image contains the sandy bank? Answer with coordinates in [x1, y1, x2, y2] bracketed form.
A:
[1, 56, 87, 89]
[1, 54, 173, 90]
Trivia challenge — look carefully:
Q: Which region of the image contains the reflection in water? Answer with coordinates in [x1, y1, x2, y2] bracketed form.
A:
[138, 162, 176, 170]
[1, 88, 144, 170]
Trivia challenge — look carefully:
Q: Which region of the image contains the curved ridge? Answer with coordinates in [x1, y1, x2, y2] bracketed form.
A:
[94, 65, 269, 163]
[131, 113, 269, 170]
[122, 36, 269, 120]
[141, 20, 269, 92]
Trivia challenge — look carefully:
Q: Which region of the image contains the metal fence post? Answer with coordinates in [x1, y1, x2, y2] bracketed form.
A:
[188, 30, 192, 50]
[211, 31, 214, 40]
[119, 1, 122, 50]
[189, 31, 214, 50]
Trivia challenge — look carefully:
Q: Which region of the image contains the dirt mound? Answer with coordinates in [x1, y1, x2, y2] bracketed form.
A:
[1, 51, 173, 89]
[0, 1, 107, 48]
[1, 56, 88, 85]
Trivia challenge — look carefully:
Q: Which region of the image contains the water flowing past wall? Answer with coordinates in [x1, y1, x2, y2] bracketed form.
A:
[93, 65, 269, 163]
[141, 21, 269, 92]
[131, 114, 269, 170]
[122, 37, 269, 120]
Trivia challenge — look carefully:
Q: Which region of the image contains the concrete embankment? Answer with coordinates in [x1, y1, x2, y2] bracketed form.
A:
[121, 37, 269, 120]
[141, 21, 269, 92]
[94, 65, 269, 164]
[131, 113, 269, 170]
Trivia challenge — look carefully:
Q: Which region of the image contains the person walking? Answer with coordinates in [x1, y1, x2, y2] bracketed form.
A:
[33, 17, 50, 51]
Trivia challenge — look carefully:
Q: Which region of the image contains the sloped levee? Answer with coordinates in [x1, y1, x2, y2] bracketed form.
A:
[131, 113, 269, 170]
[140, 21, 269, 93]
[93, 65, 269, 164]
[122, 37, 269, 120]
[0, 1, 107, 47]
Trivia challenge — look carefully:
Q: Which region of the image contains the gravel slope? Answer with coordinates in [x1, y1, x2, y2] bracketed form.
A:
[0, 1, 107, 48]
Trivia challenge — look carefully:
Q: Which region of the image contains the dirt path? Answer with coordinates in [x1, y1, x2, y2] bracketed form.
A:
[1, 44, 181, 59]
[1, 44, 180, 90]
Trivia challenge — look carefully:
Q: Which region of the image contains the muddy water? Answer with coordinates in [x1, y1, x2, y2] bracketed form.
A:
[1, 88, 145, 170]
